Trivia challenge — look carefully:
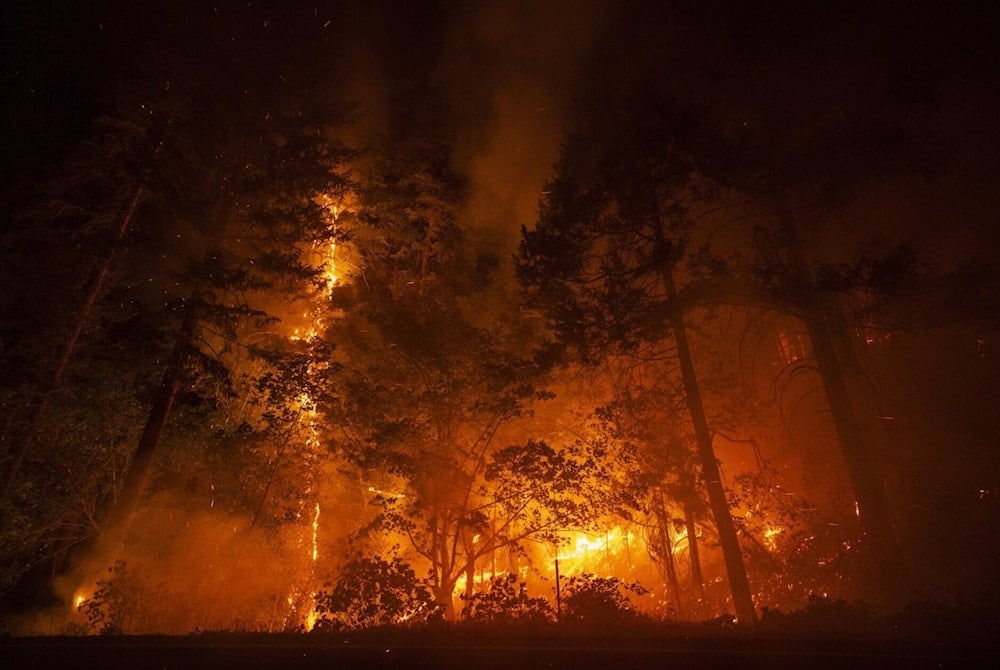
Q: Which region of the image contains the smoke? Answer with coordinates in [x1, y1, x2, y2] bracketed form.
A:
[435, 1, 611, 243]
[10, 470, 358, 636]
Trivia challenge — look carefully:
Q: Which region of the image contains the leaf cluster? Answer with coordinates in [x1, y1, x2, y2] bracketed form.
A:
[460, 573, 555, 623]
[313, 555, 443, 631]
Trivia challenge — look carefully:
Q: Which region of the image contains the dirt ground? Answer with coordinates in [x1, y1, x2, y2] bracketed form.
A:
[3, 629, 996, 670]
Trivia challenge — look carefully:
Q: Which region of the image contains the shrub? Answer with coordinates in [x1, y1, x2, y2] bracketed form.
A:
[78, 560, 139, 634]
[313, 555, 442, 630]
[461, 574, 555, 623]
[561, 573, 647, 622]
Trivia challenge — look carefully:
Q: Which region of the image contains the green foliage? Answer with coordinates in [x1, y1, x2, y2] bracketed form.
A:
[561, 573, 648, 622]
[313, 555, 443, 631]
[461, 574, 555, 623]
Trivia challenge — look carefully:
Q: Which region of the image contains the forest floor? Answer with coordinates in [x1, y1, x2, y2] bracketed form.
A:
[2, 618, 998, 670]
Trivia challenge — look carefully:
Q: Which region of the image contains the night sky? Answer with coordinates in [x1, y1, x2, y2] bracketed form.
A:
[4, 1, 998, 258]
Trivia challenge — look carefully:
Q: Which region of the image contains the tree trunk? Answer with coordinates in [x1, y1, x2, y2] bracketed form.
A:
[775, 206, 905, 602]
[462, 532, 476, 615]
[683, 498, 706, 602]
[0, 185, 145, 504]
[801, 304, 905, 597]
[102, 294, 200, 539]
[653, 489, 685, 617]
[434, 517, 457, 619]
[655, 229, 756, 624]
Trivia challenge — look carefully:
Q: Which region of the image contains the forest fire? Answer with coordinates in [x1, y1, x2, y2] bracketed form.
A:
[1, 5, 998, 668]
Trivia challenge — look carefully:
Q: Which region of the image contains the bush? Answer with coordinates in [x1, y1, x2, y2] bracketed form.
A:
[759, 593, 874, 635]
[561, 573, 647, 623]
[78, 560, 141, 634]
[461, 574, 555, 623]
[313, 555, 442, 631]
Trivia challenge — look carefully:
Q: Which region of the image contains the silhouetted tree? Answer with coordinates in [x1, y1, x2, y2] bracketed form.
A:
[517, 95, 757, 624]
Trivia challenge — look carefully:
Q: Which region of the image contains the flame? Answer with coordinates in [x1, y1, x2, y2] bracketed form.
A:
[304, 607, 318, 632]
[311, 502, 320, 563]
[317, 195, 343, 296]
[71, 585, 93, 613]
[322, 240, 338, 295]
[559, 530, 615, 560]
[283, 210, 338, 630]
[290, 326, 319, 342]
[551, 527, 636, 576]
[763, 526, 784, 551]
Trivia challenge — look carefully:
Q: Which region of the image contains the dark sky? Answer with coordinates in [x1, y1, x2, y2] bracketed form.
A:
[3, 1, 998, 260]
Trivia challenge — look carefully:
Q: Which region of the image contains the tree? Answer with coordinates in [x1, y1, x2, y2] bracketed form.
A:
[693, 94, 929, 603]
[593, 375, 711, 617]
[89, 55, 356, 548]
[1, 113, 170, 604]
[0, 115, 155, 504]
[319, 130, 635, 617]
[323, 259, 552, 616]
[517, 95, 758, 623]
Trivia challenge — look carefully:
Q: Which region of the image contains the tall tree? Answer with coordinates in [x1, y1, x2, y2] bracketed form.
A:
[321, 133, 595, 616]
[696, 98, 927, 603]
[517, 97, 757, 623]
[0, 115, 155, 504]
[79, 53, 356, 549]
